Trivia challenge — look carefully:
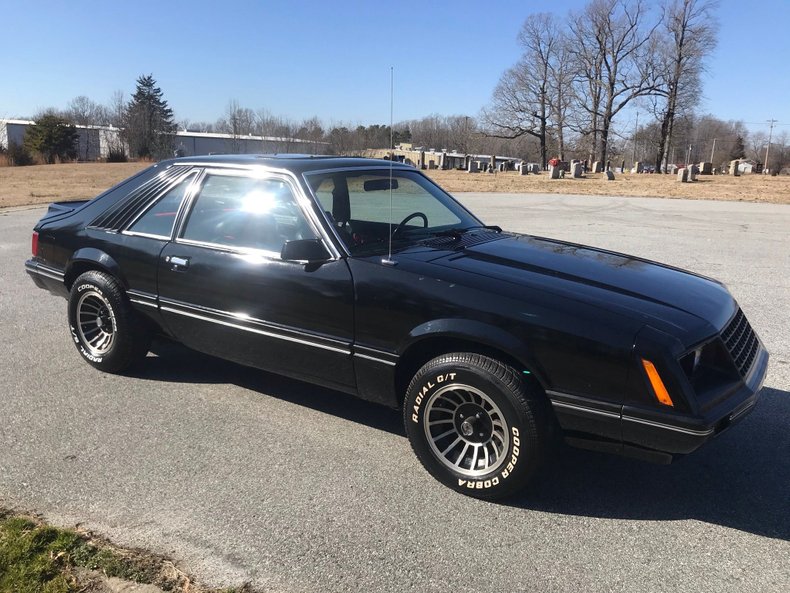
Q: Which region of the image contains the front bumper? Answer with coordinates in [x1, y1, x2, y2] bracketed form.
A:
[621, 342, 769, 455]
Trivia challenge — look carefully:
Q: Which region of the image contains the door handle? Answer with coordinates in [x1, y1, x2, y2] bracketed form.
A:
[166, 255, 190, 270]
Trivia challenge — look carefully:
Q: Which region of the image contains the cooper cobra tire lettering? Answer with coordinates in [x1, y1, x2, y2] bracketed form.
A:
[457, 476, 500, 489]
[403, 353, 550, 500]
[67, 270, 151, 374]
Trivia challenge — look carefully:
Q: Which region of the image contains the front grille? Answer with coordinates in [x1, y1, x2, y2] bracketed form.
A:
[720, 308, 759, 377]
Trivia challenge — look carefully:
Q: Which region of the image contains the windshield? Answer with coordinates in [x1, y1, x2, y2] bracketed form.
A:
[305, 168, 482, 255]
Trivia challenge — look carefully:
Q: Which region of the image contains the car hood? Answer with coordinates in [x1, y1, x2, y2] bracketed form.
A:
[422, 233, 736, 332]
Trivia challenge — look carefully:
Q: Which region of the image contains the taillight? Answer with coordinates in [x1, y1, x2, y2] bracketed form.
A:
[31, 231, 39, 256]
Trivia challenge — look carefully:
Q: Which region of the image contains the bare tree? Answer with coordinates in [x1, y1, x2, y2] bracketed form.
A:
[651, 0, 718, 171]
[445, 115, 475, 153]
[397, 114, 465, 152]
[406, 114, 447, 150]
[67, 96, 102, 124]
[296, 116, 326, 153]
[689, 114, 746, 168]
[568, 0, 662, 165]
[67, 96, 104, 160]
[483, 13, 565, 168]
[187, 121, 214, 133]
[747, 129, 790, 173]
[102, 90, 127, 159]
[106, 91, 126, 128]
[548, 35, 573, 161]
[769, 131, 789, 173]
[217, 100, 256, 153]
[257, 109, 298, 153]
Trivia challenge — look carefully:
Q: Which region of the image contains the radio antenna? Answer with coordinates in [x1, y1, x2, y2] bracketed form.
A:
[383, 66, 397, 266]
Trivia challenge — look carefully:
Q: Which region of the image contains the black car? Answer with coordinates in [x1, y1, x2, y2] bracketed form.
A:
[26, 155, 768, 499]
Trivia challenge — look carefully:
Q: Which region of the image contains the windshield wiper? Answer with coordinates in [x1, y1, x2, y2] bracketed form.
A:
[430, 225, 502, 238]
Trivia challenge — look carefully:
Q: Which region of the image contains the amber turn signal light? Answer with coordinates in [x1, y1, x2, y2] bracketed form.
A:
[641, 359, 674, 407]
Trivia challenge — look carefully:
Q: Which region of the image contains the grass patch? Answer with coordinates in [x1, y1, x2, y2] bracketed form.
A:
[0, 510, 249, 592]
[0, 512, 83, 593]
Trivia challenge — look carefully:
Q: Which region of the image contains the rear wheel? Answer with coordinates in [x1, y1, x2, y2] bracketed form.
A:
[404, 353, 548, 499]
[67, 271, 150, 373]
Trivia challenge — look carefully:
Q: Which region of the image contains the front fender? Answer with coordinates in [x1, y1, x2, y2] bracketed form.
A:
[399, 318, 548, 387]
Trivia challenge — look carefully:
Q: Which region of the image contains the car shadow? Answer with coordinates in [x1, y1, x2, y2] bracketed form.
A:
[134, 340, 788, 540]
[131, 339, 405, 436]
[513, 386, 790, 541]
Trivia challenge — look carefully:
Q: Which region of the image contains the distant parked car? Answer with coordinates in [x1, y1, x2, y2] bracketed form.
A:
[26, 155, 768, 499]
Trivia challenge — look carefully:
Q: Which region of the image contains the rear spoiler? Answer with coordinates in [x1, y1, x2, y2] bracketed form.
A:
[37, 200, 91, 226]
[45, 200, 89, 217]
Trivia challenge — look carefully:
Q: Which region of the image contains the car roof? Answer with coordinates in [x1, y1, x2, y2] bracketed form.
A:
[162, 154, 414, 175]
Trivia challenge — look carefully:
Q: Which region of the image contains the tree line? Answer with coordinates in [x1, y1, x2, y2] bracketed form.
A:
[483, 0, 727, 171]
[2, 77, 537, 165]
[2, 75, 176, 164]
[4, 6, 787, 175]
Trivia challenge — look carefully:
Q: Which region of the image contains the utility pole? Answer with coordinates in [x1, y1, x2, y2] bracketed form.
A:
[463, 115, 469, 155]
[764, 119, 778, 174]
[632, 111, 639, 167]
[710, 138, 716, 163]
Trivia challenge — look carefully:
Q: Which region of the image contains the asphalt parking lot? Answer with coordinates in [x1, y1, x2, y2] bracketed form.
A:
[1, 193, 788, 592]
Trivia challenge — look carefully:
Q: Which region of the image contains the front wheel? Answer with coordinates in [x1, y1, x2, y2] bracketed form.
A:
[404, 353, 549, 499]
[67, 270, 151, 373]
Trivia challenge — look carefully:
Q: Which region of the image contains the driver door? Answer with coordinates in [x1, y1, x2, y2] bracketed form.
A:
[157, 168, 356, 393]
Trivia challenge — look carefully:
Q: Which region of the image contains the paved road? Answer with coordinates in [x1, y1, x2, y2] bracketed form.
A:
[1, 194, 788, 593]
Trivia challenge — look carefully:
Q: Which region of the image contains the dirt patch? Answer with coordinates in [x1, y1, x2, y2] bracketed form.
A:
[1, 162, 789, 208]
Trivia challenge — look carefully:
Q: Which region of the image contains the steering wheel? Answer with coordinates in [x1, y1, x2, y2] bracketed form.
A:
[391, 212, 428, 237]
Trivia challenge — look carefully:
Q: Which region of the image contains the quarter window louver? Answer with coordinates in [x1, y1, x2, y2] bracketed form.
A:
[89, 166, 191, 231]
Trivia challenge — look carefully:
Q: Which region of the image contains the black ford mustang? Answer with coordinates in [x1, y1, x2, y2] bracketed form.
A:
[26, 155, 768, 499]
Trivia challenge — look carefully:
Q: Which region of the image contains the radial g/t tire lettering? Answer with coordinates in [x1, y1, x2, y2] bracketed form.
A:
[404, 352, 549, 500]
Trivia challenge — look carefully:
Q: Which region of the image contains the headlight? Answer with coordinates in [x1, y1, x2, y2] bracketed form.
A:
[680, 347, 702, 378]
[679, 339, 740, 395]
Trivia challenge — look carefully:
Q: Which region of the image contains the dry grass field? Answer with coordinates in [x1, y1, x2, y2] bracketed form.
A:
[1, 161, 789, 208]
[426, 169, 790, 203]
[0, 162, 149, 208]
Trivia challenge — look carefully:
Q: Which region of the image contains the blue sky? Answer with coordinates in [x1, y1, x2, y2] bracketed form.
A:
[1, 0, 788, 137]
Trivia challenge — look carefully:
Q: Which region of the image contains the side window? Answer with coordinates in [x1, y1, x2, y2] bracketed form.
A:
[128, 173, 197, 237]
[312, 177, 334, 214]
[348, 174, 461, 226]
[180, 174, 316, 253]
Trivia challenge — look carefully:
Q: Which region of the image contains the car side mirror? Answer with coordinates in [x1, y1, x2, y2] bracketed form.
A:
[280, 239, 331, 262]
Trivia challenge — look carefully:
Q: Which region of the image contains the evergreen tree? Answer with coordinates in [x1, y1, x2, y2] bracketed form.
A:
[122, 75, 176, 159]
[729, 135, 745, 160]
[23, 112, 78, 164]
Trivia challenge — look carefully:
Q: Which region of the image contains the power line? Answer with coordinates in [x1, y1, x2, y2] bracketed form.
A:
[739, 121, 789, 127]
